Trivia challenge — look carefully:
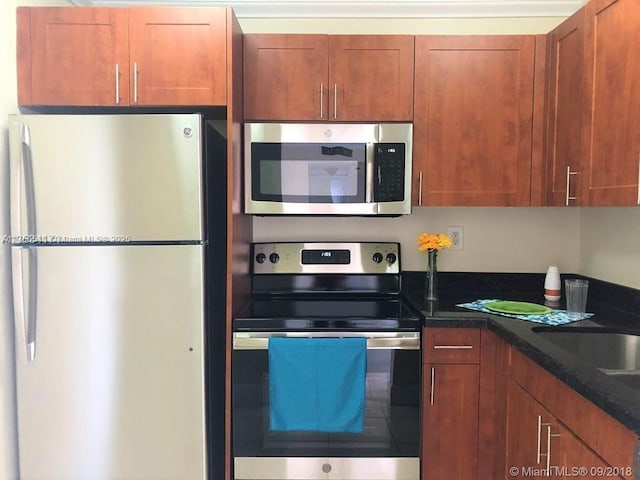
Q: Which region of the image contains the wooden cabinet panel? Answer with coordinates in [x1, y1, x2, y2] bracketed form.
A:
[478, 330, 507, 480]
[545, 9, 586, 206]
[23, 7, 129, 106]
[506, 378, 619, 479]
[553, 421, 612, 479]
[243, 34, 414, 121]
[507, 347, 636, 479]
[129, 7, 227, 106]
[422, 364, 479, 480]
[414, 35, 537, 206]
[18, 6, 228, 107]
[423, 328, 480, 364]
[582, 0, 640, 205]
[243, 34, 328, 121]
[505, 378, 548, 476]
[329, 35, 414, 121]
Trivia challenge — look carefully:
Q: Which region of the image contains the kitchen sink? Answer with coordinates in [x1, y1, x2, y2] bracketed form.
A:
[532, 326, 640, 390]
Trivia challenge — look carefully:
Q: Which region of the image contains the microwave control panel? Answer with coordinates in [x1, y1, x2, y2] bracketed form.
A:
[373, 143, 406, 202]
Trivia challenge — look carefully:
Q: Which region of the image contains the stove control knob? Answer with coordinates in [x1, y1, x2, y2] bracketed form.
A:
[372, 252, 384, 264]
[255, 253, 267, 264]
[386, 253, 397, 264]
[269, 252, 280, 264]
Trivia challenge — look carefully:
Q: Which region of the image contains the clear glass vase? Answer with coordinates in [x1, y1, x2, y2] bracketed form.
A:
[424, 249, 438, 313]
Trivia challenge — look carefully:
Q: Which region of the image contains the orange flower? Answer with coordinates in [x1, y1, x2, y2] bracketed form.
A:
[417, 232, 452, 252]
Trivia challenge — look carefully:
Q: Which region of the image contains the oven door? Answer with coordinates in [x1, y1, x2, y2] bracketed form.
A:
[232, 332, 420, 480]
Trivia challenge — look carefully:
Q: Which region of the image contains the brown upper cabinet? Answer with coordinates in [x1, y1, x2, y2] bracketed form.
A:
[243, 34, 414, 121]
[545, 8, 585, 206]
[413, 35, 544, 206]
[581, 0, 640, 206]
[17, 7, 227, 107]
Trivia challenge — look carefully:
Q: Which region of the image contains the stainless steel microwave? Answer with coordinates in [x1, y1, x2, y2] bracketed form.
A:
[244, 123, 413, 215]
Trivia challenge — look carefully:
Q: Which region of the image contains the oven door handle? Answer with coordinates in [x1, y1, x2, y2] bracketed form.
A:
[232, 332, 420, 350]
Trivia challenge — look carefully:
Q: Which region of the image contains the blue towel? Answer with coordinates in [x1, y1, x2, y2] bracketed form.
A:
[268, 337, 367, 433]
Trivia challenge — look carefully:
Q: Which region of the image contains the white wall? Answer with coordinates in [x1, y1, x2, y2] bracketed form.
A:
[580, 208, 640, 288]
[254, 207, 581, 273]
[239, 16, 566, 34]
[1, 1, 71, 477]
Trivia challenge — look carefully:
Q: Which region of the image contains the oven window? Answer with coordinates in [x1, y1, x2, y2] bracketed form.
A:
[232, 348, 420, 458]
[250, 143, 366, 203]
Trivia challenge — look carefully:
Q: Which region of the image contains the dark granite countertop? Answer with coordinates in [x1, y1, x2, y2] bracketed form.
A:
[401, 272, 640, 436]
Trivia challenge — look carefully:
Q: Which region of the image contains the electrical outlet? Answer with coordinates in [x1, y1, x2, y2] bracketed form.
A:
[447, 226, 464, 250]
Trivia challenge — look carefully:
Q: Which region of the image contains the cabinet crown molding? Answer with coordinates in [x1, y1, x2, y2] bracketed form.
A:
[68, 0, 587, 18]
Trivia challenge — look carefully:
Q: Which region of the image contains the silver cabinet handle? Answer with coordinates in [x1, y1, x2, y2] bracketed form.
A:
[430, 367, 435, 405]
[546, 425, 552, 473]
[545, 425, 561, 474]
[433, 345, 473, 350]
[320, 83, 324, 119]
[536, 416, 552, 464]
[115, 63, 120, 105]
[133, 61, 139, 104]
[565, 165, 578, 206]
[334, 83, 338, 119]
[536, 415, 542, 464]
[233, 332, 419, 350]
[418, 171, 423, 206]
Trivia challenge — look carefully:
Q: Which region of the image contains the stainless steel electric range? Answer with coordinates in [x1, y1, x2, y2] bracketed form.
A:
[232, 242, 422, 480]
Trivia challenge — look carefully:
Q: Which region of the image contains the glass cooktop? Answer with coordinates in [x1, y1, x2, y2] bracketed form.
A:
[233, 296, 421, 332]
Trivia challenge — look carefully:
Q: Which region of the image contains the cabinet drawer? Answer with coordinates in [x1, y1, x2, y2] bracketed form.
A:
[423, 328, 481, 364]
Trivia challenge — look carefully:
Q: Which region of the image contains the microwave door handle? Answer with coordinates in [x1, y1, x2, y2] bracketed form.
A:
[366, 143, 376, 203]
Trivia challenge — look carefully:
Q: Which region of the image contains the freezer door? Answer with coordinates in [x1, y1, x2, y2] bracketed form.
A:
[8, 114, 203, 242]
[13, 245, 206, 480]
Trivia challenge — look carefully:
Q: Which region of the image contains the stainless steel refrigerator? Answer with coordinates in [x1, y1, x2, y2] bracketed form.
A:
[7, 113, 226, 480]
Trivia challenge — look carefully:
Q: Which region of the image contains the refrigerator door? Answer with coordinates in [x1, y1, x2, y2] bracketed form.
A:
[13, 244, 206, 480]
[8, 114, 203, 243]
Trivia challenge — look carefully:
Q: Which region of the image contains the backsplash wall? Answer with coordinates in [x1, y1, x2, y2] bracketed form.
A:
[580, 208, 640, 289]
[253, 207, 581, 274]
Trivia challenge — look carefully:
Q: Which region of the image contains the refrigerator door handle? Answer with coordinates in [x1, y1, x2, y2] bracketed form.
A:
[10, 123, 37, 239]
[22, 125, 38, 237]
[11, 247, 37, 361]
[10, 123, 38, 362]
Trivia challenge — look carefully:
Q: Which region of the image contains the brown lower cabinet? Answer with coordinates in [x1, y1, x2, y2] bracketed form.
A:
[422, 329, 638, 480]
[423, 363, 479, 479]
[505, 378, 611, 479]
[422, 328, 482, 480]
[506, 346, 637, 480]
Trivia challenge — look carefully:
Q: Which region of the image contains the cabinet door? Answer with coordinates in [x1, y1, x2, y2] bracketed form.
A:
[414, 36, 536, 206]
[24, 7, 129, 106]
[582, 0, 640, 205]
[546, 9, 585, 206]
[552, 422, 613, 479]
[329, 35, 414, 121]
[244, 34, 329, 121]
[422, 364, 479, 480]
[505, 379, 551, 477]
[129, 7, 227, 106]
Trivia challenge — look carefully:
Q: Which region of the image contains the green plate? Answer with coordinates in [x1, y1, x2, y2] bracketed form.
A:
[485, 301, 551, 315]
